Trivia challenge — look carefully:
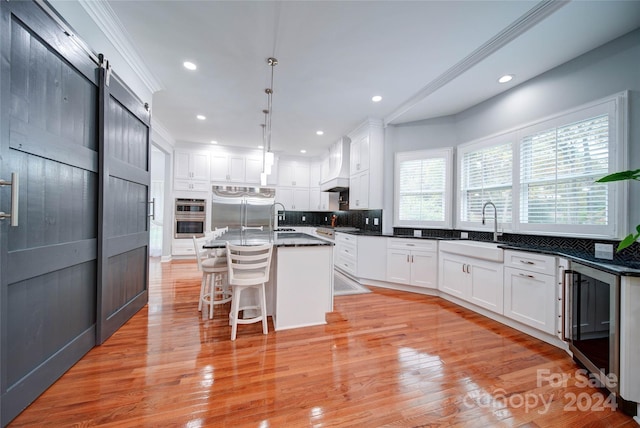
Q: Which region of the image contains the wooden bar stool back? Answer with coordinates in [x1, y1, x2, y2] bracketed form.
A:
[225, 242, 273, 340]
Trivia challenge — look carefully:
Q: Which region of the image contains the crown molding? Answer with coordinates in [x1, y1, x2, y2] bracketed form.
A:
[384, 0, 569, 126]
[78, 0, 163, 94]
[151, 118, 175, 149]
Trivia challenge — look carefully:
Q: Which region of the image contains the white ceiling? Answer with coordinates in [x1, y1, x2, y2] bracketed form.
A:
[104, 0, 640, 157]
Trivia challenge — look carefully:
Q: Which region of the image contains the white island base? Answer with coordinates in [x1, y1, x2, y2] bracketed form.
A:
[266, 244, 334, 331]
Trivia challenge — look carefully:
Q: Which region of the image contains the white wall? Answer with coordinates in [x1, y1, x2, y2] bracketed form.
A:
[385, 28, 640, 235]
[151, 120, 175, 260]
[49, 1, 154, 105]
[382, 116, 457, 233]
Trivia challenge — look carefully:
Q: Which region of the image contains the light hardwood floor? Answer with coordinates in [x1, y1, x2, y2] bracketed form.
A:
[9, 259, 636, 427]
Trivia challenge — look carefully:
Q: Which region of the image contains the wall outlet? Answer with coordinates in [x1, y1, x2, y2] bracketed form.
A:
[302, 216, 306, 222]
[373, 218, 379, 226]
[325, 216, 328, 221]
[365, 217, 369, 225]
[413, 230, 422, 237]
[460, 232, 469, 239]
[594, 243, 614, 260]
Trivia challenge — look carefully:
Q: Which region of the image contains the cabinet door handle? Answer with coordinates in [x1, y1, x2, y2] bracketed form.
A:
[520, 260, 535, 265]
[407, 255, 410, 263]
[0, 172, 19, 227]
[411, 255, 414, 263]
[519, 273, 535, 279]
[406, 243, 415, 246]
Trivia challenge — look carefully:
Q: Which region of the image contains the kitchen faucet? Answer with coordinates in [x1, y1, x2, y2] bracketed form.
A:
[481, 201, 501, 242]
[270, 202, 286, 231]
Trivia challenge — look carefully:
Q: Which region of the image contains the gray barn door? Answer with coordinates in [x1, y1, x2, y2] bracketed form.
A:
[96, 64, 151, 344]
[0, 1, 99, 425]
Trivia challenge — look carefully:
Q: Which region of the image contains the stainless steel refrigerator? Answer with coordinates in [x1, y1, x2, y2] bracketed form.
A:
[211, 185, 275, 231]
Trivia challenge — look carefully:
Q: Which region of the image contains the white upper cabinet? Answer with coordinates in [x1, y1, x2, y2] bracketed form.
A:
[348, 119, 383, 210]
[174, 150, 210, 191]
[309, 160, 322, 188]
[210, 152, 246, 183]
[276, 187, 310, 211]
[175, 151, 210, 181]
[278, 158, 310, 187]
[350, 134, 370, 174]
[309, 188, 338, 211]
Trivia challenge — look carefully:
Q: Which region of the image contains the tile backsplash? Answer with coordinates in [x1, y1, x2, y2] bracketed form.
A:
[279, 209, 382, 233]
[394, 227, 640, 267]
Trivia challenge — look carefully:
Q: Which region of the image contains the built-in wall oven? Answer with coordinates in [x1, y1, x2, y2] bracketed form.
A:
[175, 198, 206, 238]
[564, 261, 620, 394]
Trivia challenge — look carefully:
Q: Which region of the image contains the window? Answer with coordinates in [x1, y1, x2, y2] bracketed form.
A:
[517, 99, 621, 237]
[456, 93, 626, 239]
[395, 148, 453, 228]
[459, 137, 513, 226]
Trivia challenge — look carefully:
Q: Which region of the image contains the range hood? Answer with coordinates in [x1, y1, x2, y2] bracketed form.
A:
[320, 136, 350, 192]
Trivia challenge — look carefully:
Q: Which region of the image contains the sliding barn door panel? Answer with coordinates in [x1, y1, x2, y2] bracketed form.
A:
[97, 70, 150, 344]
[0, 1, 99, 425]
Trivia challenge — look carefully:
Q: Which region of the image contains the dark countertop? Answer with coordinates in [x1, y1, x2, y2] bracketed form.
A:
[203, 231, 333, 248]
[497, 244, 640, 276]
[336, 230, 640, 277]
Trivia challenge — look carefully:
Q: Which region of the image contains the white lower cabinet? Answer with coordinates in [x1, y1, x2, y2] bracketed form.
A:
[503, 250, 557, 335]
[357, 236, 387, 281]
[439, 252, 503, 314]
[386, 239, 437, 288]
[335, 232, 357, 276]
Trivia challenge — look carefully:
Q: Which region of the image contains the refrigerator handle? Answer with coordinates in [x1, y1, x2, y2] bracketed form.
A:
[241, 198, 246, 228]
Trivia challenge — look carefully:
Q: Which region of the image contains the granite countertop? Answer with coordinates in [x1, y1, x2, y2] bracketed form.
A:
[203, 230, 333, 248]
[497, 243, 640, 276]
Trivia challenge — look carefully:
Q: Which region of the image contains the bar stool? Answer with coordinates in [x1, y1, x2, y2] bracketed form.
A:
[226, 242, 273, 340]
[193, 236, 231, 319]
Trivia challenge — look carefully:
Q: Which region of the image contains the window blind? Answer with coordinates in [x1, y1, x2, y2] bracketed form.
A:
[460, 142, 512, 223]
[398, 157, 446, 222]
[520, 114, 609, 226]
[394, 148, 452, 228]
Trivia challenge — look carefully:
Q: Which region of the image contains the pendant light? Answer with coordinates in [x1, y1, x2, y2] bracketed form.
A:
[263, 57, 277, 176]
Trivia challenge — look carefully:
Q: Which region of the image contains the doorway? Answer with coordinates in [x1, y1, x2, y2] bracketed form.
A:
[150, 146, 166, 257]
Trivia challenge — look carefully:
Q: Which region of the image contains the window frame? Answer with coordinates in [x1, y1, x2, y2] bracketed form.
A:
[455, 92, 628, 239]
[394, 148, 454, 229]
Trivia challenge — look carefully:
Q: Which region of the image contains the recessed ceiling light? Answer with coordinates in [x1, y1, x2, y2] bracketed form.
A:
[371, 95, 382, 102]
[258, 145, 264, 149]
[300, 149, 307, 154]
[183, 61, 197, 71]
[316, 130, 324, 136]
[498, 74, 514, 84]
[210, 140, 218, 145]
[196, 115, 206, 120]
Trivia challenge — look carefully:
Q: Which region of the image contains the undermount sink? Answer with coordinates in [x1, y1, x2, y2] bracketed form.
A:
[439, 240, 504, 262]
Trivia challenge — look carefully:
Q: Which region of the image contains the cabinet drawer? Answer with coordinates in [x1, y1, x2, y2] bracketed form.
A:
[387, 238, 437, 252]
[337, 244, 357, 261]
[336, 257, 357, 275]
[504, 250, 556, 275]
[335, 233, 357, 245]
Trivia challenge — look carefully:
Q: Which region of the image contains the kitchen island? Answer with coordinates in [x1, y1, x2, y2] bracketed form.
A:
[204, 231, 334, 331]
